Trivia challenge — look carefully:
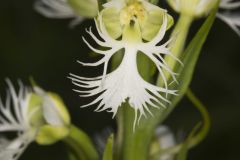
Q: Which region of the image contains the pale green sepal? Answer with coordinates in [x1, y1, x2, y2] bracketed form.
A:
[46, 92, 71, 126]
[68, 0, 98, 18]
[27, 93, 44, 127]
[103, 134, 114, 160]
[142, 10, 174, 41]
[101, 8, 122, 39]
[36, 125, 70, 145]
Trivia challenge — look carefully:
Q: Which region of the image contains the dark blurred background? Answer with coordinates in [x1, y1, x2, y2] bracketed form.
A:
[0, 0, 240, 160]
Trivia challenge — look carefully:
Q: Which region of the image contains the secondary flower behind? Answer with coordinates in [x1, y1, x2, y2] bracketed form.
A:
[69, 0, 181, 128]
[0, 80, 70, 160]
[217, 0, 240, 36]
[34, 0, 98, 26]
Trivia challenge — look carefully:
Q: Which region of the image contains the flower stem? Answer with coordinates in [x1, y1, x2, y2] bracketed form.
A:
[157, 14, 193, 86]
[63, 125, 98, 160]
[114, 104, 156, 160]
[150, 89, 210, 159]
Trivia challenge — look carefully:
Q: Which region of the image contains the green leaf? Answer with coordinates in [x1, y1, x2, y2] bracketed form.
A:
[63, 125, 99, 160]
[103, 134, 114, 160]
[158, 2, 219, 123]
[169, 3, 219, 108]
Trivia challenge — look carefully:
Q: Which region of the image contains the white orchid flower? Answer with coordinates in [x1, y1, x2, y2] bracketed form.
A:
[167, 0, 218, 17]
[34, 0, 98, 26]
[0, 80, 70, 160]
[0, 80, 37, 160]
[69, 0, 180, 129]
[217, 0, 240, 36]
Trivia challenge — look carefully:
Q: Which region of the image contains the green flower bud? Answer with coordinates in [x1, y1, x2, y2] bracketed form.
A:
[68, 0, 98, 18]
[43, 92, 71, 126]
[30, 86, 71, 145]
[167, 0, 218, 18]
[36, 125, 70, 145]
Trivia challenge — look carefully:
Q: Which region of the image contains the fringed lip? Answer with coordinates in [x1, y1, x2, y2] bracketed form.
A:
[69, 11, 182, 129]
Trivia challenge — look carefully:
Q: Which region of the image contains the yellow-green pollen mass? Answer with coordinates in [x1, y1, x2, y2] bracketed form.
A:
[120, 1, 147, 26]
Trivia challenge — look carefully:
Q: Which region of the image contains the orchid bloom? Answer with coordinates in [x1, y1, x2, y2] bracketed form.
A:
[69, 0, 180, 128]
[217, 0, 240, 36]
[34, 0, 98, 26]
[0, 80, 37, 160]
[167, 0, 218, 17]
[0, 80, 70, 160]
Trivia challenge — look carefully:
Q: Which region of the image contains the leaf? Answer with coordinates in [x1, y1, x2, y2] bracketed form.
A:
[63, 125, 99, 160]
[168, 3, 219, 110]
[103, 134, 114, 160]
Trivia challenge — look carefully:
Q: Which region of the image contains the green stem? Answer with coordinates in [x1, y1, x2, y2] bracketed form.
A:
[114, 104, 156, 160]
[150, 89, 210, 159]
[157, 14, 193, 86]
[63, 125, 99, 160]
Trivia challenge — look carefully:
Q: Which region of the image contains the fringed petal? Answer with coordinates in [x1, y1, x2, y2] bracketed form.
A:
[70, 12, 181, 129]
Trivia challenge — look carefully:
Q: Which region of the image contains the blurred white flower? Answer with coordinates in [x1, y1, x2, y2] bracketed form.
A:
[167, 0, 218, 17]
[34, 0, 98, 26]
[0, 80, 36, 160]
[155, 126, 176, 160]
[217, 0, 240, 36]
[69, 0, 180, 129]
[0, 80, 70, 160]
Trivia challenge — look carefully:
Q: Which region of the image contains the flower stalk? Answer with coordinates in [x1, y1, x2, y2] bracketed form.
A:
[157, 13, 193, 86]
[63, 125, 99, 160]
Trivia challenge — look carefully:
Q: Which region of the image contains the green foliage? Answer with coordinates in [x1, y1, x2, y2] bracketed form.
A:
[103, 134, 114, 160]
[168, 4, 219, 109]
[63, 125, 99, 160]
